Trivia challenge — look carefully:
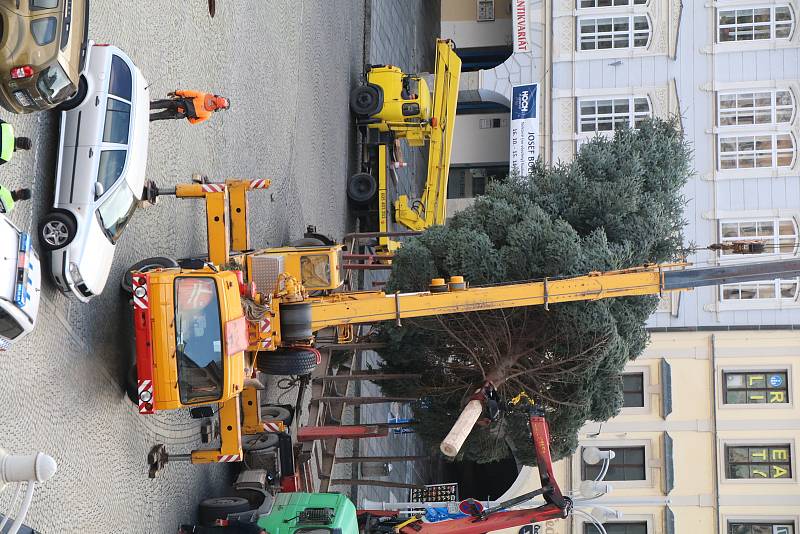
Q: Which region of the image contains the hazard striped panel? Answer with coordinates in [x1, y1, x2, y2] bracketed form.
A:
[202, 183, 226, 193]
[217, 454, 241, 463]
[249, 179, 270, 189]
[132, 273, 156, 415]
[259, 318, 272, 349]
[263, 421, 284, 433]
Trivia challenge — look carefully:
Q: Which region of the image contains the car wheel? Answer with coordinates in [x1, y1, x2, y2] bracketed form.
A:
[56, 76, 88, 112]
[347, 173, 377, 205]
[38, 212, 76, 251]
[121, 257, 179, 294]
[350, 85, 381, 116]
[198, 497, 252, 527]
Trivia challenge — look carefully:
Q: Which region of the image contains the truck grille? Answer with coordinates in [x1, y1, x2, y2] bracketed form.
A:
[250, 254, 285, 294]
[298, 508, 334, 524]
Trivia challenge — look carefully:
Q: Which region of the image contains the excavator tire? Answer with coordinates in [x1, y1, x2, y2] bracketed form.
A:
[350, 84, 382, 116]
[257, 348, 318, 376]
[347, 173, 377, 205]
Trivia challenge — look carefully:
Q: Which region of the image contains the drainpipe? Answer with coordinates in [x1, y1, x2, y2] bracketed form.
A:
[710, 334, 721, 534]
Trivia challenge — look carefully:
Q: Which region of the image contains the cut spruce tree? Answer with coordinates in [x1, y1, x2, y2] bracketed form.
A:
[375, 118, 691, 464]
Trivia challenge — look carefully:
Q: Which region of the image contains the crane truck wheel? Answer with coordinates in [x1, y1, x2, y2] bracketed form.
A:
[350, 84, 382, 116]
[257, 348, 318, 376]
[347, 173, 378, 205]
[262, 405, 292, 423]
[121, 257, 179, 294]
[198, 497, 252, 526]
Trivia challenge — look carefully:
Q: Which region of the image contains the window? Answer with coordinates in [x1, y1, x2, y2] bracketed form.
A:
[579, 0, 647, 7]
[721, 279, 799, 302]
[174, 277, 224, 405]
[726, 445, 792, 479]
[108, 55, 132, 101]
[103, 98, 131, 145]
[622, 373, 645, 407]
[724, 371, 789, 404]
[585, 523, 647, 534]
[30, 17, 57, 46]
[718, 6, 794, 42]
[728, 522, 795, 534]
[96, 182, 138, 243]
[718, 90, 795, 127]
[718, 134, 795, 169]
[477, 0, 494, 21]
[96, 149, 127, 194]
[578, 97, 651, 133]
[479, 118, 507, 128]
[582, 446, 646, 481]
[31, 0, 59, 8]
[719, 219, 798, 256]
[578, 16, 650, 50]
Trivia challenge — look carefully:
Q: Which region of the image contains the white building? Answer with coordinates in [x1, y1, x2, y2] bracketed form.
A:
[442, 0, 800, 327]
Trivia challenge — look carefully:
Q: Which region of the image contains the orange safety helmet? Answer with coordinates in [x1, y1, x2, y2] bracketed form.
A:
[212, 96, 230, 111]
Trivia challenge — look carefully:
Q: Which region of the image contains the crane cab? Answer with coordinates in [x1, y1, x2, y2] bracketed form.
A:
[240, 244, 345, 294]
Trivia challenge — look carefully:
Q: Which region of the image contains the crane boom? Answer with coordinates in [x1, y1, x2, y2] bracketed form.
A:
[308, 258, 800, 332]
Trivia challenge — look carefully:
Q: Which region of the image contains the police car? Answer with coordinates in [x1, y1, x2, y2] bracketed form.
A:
[0, 214, 40, 351]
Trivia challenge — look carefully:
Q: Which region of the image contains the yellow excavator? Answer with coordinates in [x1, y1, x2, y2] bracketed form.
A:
[125, 178, 800, 472]
[349, 39, 461, 252]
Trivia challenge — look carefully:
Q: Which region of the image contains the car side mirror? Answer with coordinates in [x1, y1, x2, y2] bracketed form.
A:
[94, 182, 105, 198]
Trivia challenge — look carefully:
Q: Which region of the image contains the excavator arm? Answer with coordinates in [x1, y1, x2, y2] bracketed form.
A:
[395, 39, 462, 230]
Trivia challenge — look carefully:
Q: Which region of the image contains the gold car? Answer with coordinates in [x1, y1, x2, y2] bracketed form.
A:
[0, 0, 88, 114]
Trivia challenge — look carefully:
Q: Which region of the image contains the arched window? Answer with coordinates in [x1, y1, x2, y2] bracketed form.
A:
[717, 5, 794, 42]
[578, 15, 651, 50]
[718, 133, 795, 169]
[719, 218, 798, 256]
[720, 278, 799, 302]
[578, 0, 647, 7]
[578, 96, 652, 133]
[718, 89, 796, 127]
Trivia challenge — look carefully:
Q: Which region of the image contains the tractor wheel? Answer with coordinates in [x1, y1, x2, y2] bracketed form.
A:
[198, 497, 251, 526]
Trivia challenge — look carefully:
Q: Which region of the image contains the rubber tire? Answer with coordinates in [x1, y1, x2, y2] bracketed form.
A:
[262, 405, 291, 423]
[38, 211, 77, 251]
[121, 257, 178, 294]
[242, 432, 279, 453]
[350, 85, 381, 116]
[56, 76, 88, 111]
[347, 173, 378, 205]
[257, 348, 317, 376]
[198, 497, 252, 527]
[288, 237, 326, 247]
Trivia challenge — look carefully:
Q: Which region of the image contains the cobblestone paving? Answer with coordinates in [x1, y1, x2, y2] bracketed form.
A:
[0, 1, 364, 532]
[326, 0, 440, 508]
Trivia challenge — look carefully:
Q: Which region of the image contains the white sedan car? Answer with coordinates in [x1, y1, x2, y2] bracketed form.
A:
[39, 43, 149, 302]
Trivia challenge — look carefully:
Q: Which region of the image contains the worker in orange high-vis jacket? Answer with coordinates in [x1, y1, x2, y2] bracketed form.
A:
[150, 90, 230, 124]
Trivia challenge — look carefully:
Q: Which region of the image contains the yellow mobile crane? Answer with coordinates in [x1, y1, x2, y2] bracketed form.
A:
[348, 39, 461, 252]
[129, 178, 800, 472]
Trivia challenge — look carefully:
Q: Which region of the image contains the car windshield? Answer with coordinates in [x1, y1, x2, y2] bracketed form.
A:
[0, 308, 24, 341]
[36, 63, 74, 103]
[95, 182, 137, 243]
[174, 277, 224, 404]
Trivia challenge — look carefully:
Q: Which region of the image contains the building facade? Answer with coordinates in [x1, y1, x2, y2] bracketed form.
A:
[496, 330, 800, 534]
[442, 0, 800, 328]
